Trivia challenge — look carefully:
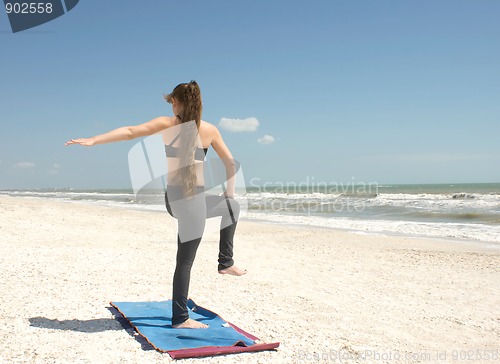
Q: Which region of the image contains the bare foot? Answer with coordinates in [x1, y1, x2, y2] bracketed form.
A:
[218, 265, 247, 276]
[172, 318, 208, 329]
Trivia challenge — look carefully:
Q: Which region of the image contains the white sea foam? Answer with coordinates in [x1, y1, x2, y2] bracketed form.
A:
[2, 185, 499, 245]
[243, 212, 500, 244]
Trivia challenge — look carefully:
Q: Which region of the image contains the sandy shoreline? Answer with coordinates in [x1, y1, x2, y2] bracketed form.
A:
[0, 195, 499, 363]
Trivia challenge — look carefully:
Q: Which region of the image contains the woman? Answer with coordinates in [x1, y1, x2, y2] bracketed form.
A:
[65, 80, 246, 329]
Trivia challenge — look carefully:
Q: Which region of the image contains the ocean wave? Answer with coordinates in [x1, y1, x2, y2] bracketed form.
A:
[3, 185, 500, 243]
[244, 212, 500, 244]
[452, 193, 476, 199]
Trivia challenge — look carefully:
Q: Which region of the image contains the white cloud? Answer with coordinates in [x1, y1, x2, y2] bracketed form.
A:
[219, 117, 259, 132]
[52, 163, 61, 169]
[14, 161, 35, 169]
[257, 135, 276, 145]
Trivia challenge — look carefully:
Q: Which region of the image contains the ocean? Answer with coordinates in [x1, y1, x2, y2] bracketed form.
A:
[1, 183, 499, 245]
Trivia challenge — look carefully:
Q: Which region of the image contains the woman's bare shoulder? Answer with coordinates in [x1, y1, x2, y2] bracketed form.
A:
[200, 119, 215, 127]
[200, 120, 219, 134]
[160, 115, 177, 127]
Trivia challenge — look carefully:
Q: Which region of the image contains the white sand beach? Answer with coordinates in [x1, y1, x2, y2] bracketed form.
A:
[0, 195, 499, 363]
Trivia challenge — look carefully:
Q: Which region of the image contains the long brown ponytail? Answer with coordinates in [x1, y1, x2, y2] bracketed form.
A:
[164, 81, 203, 197]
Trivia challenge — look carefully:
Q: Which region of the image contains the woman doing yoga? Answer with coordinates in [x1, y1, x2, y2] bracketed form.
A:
[65, 80, 246, 329]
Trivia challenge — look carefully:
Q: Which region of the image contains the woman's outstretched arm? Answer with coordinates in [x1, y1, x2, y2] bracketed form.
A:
[65, 116, 174, 146]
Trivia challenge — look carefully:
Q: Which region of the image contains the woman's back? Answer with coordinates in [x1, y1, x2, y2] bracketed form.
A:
[162, 120, 212, 187]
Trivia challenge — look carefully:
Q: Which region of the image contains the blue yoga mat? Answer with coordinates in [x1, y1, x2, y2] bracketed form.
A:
[111, 299, 276, 357]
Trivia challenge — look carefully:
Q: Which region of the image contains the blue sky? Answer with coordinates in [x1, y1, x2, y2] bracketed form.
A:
[0, 0, 499, 189]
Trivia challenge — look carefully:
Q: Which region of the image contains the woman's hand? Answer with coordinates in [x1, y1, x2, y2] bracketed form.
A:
[64, 137, 95, 147]
[220, 191, 234, 199]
